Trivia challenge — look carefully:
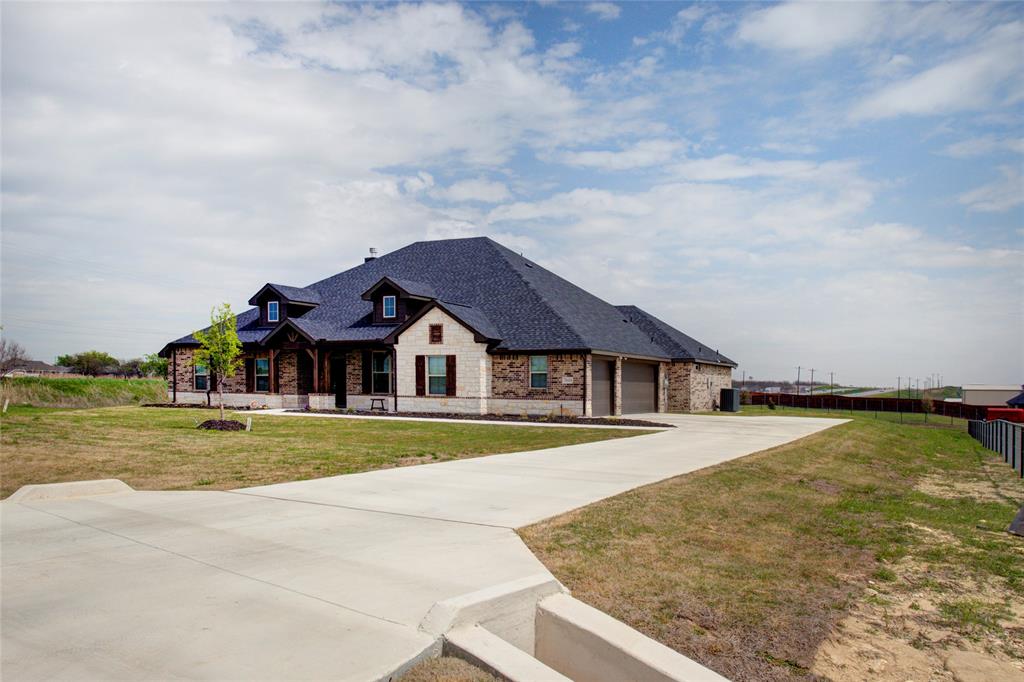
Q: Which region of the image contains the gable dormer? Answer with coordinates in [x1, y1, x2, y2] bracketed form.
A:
[248, 283, 321, 327]
[360, 276, 437, 325]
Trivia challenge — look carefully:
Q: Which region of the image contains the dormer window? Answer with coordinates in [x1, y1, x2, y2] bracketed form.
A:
[382, 295, 396, 319]
[267, 300, 280, 323]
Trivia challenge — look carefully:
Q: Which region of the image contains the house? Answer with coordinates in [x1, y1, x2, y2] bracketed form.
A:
[159, 237, 736, 416]
[962, 384, 1023, 407]
[7, 360, 71, 377]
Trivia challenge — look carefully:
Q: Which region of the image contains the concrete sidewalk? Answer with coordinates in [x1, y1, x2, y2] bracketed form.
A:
[2, 413, 846, 680]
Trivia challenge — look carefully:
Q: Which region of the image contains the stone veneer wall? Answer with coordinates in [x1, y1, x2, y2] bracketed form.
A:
[394, 307, 491, 414]
[667, 362, 732, 412]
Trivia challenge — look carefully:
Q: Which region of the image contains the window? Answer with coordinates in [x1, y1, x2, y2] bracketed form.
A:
[382, 295, 396, 319]
[372, 351, 392, 394]
[255, 358, 270, 392]
[530, 355, 548, 389]
[429, 324, 443, 344]
[267, 300, 279, 323]
[194, 364, 209, 391]
[427, 355, 447, 395]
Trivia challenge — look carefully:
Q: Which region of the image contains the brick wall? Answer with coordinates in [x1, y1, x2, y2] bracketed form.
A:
[491, 354, 584, 401]
[276, 351, 298, 395]
[667, 362, 732, 412]
[346, 350, 363, 395]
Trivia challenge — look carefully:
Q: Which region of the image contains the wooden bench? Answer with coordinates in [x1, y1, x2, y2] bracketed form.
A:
[369, 398, 387, 412]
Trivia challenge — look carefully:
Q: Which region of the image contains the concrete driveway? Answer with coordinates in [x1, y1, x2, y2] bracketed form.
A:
[2, 413, 845, 680]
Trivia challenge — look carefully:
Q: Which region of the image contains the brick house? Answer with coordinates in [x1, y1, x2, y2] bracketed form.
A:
[159, 237, 735, 416]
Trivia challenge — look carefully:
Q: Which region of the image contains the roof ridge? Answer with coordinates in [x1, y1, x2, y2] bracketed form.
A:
[482, 238, 588, 349]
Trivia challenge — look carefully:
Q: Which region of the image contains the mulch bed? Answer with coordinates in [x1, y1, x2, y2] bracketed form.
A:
[143, 403, 265, 410]
[196, 419, 246, 431]
[293, 408, 673, 428]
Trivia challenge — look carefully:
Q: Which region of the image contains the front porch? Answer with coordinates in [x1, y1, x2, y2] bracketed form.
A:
[169, 343, 397, 412]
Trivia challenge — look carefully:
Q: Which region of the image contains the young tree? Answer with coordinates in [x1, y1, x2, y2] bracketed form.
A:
[140, 353, 169, 378]
[0, 337, 28, 379]
[56, 350, 119, 376]
[193, 303, 243, 421]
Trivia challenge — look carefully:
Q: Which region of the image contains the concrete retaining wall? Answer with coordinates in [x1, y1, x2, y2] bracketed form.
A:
[535, 593, 728, 682]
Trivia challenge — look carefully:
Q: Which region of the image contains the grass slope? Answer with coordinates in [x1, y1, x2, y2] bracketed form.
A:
[0, 376, 166, 408]
[521, 408, 1023, 681]
[0, 406, 647, 498]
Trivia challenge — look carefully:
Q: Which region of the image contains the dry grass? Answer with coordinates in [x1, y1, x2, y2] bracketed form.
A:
[0, 406, 648, 499]
[0, 376, 166, 408]
[400, 657, 497, 682]
[521, 409, 1024, 681]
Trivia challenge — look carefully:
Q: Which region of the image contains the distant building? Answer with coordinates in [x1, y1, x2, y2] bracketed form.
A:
[8, 360, 70, 377]
[962, 384, 1023, 407]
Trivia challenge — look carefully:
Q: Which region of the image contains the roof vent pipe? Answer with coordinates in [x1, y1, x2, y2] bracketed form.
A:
[364, 247, 378, 263]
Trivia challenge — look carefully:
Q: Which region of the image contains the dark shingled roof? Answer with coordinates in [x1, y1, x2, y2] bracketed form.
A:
[1007, 391, 1024, 407]
[163, 237, 735, 364]
[248, 283, 321, 306]
[617, 305, 736, 366]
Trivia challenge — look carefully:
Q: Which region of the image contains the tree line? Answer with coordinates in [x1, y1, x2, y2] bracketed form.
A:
[54, 351, 168, 378]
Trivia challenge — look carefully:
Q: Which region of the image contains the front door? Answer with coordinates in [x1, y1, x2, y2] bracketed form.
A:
[331, 356, 346, 408]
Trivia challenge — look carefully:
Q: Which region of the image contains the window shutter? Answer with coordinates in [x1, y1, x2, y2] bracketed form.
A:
[245, 358, 254, 392]
[415, 355, 425, 396]
[361, 351, 372, 394]
[446, 355, 456, 396]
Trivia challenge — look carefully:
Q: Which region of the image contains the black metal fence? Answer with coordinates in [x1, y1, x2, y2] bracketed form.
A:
[969, 419, 1024, 478]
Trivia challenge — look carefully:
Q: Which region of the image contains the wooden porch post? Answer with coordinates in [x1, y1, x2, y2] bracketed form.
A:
[269, 349, 276, 393]
[313, 348, 320, 394]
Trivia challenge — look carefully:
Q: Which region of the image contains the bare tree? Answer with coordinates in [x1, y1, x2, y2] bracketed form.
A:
[0, 338, 28, 379]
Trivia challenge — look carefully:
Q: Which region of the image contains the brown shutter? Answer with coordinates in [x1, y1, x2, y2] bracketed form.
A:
[362, 350, 372, 394]
[446, 355, 456, 396]
[415, 355, 425, 396]
[245, 358, 254, 392]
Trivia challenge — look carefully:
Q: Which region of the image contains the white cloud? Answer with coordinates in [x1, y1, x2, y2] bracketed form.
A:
[851, 22, 1023, 121]
[435, 178, 512, 203]
[585, 3, 620, 21]
[958, 165, 1024, 212]
[940, 135, 1024, 158]
[736, 2, 882, 55]
[735, 2, 996, 57]
[558, 139, 686, 170]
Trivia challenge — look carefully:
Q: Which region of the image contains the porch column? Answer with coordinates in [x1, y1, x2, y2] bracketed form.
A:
[613, 357, 622, 416]
[268, 349, 276, 393]
[313, 347, 319, 394]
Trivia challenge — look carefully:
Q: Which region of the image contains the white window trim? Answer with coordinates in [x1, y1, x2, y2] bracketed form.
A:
[529, 355, 548, 389]
[427, 355, 447, 396]
[254, 358, 270, 393]
[267, 300, 280, 323]
[382, 295, 396, 319]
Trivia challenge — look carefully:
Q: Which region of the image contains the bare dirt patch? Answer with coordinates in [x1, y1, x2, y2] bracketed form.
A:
[400, 656, 497, 682]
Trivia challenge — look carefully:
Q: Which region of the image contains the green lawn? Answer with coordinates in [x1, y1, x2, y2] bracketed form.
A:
[0, 376, 167, 408]
[0, 406, 648, 499]
[521, 408, 1024, 681]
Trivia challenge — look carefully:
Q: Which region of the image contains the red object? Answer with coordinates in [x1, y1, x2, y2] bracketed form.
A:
[987, 408, 1024, 423]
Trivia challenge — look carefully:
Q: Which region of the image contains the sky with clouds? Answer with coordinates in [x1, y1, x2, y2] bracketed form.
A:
[2, 1, 1021, 386]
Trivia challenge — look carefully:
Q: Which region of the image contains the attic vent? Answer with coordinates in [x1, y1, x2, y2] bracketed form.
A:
[524, 261, 533, 268]
[365, 247, 378, 263]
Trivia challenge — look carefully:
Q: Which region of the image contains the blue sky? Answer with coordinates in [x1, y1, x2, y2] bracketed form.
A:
[2, 1, 1021, 386]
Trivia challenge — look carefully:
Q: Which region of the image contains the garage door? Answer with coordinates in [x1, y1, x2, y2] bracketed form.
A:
[591, 359, 613, 417]
[621, 361, 656, 414]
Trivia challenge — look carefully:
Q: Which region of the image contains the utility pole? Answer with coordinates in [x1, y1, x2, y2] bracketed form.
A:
[741, 370, 746, 390]
[796, 366, 801, 395]
[809, 368, 816, 395]
[830, 371, 834, 395]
